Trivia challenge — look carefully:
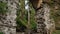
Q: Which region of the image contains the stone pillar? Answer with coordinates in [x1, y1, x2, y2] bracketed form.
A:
[0, 0, 19, 34]
[44, 4, 55, 34]
[35, 4, 46, 34]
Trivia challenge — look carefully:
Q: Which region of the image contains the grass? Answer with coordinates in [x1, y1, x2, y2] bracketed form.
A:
[52, 30, 60, 34]
[0, 32, 4, 34]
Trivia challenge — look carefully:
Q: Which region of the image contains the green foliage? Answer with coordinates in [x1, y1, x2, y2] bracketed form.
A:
[16, 0, 37, 32]
[0, 32, 4, 34]
[50, 10, 60, 28]
[52, 30, 60, 34]
[16, 10, 27, 27]
[47, 0, 57, 7]
[0, 2, 7, 14]
[16, 0, 28, 31]
[50, 9, 60, 22]
[29, 3, 37, 30]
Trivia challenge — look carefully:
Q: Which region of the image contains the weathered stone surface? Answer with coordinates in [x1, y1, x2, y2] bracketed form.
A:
[35, 3, 55, 34]
[44, 4, 55, 34]
[0, 0, 19, 34]
[35, 4, 46, 34]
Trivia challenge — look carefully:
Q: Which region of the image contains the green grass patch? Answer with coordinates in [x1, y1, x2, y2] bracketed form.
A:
[0, 32, 4, 34]
[52, 30, 60, 34]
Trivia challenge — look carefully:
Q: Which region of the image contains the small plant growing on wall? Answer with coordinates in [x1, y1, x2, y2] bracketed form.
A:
[0, 1, 7, 15]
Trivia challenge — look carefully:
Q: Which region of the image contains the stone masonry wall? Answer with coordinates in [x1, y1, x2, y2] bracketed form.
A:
[0, 0, 19, 34]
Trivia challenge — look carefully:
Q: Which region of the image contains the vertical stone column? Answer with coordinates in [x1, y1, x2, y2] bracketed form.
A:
[44, 4, 55, 34]
[35, 4, 46, 34]
[35, 3, 55, 34]
[0, 0, 19, 34]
